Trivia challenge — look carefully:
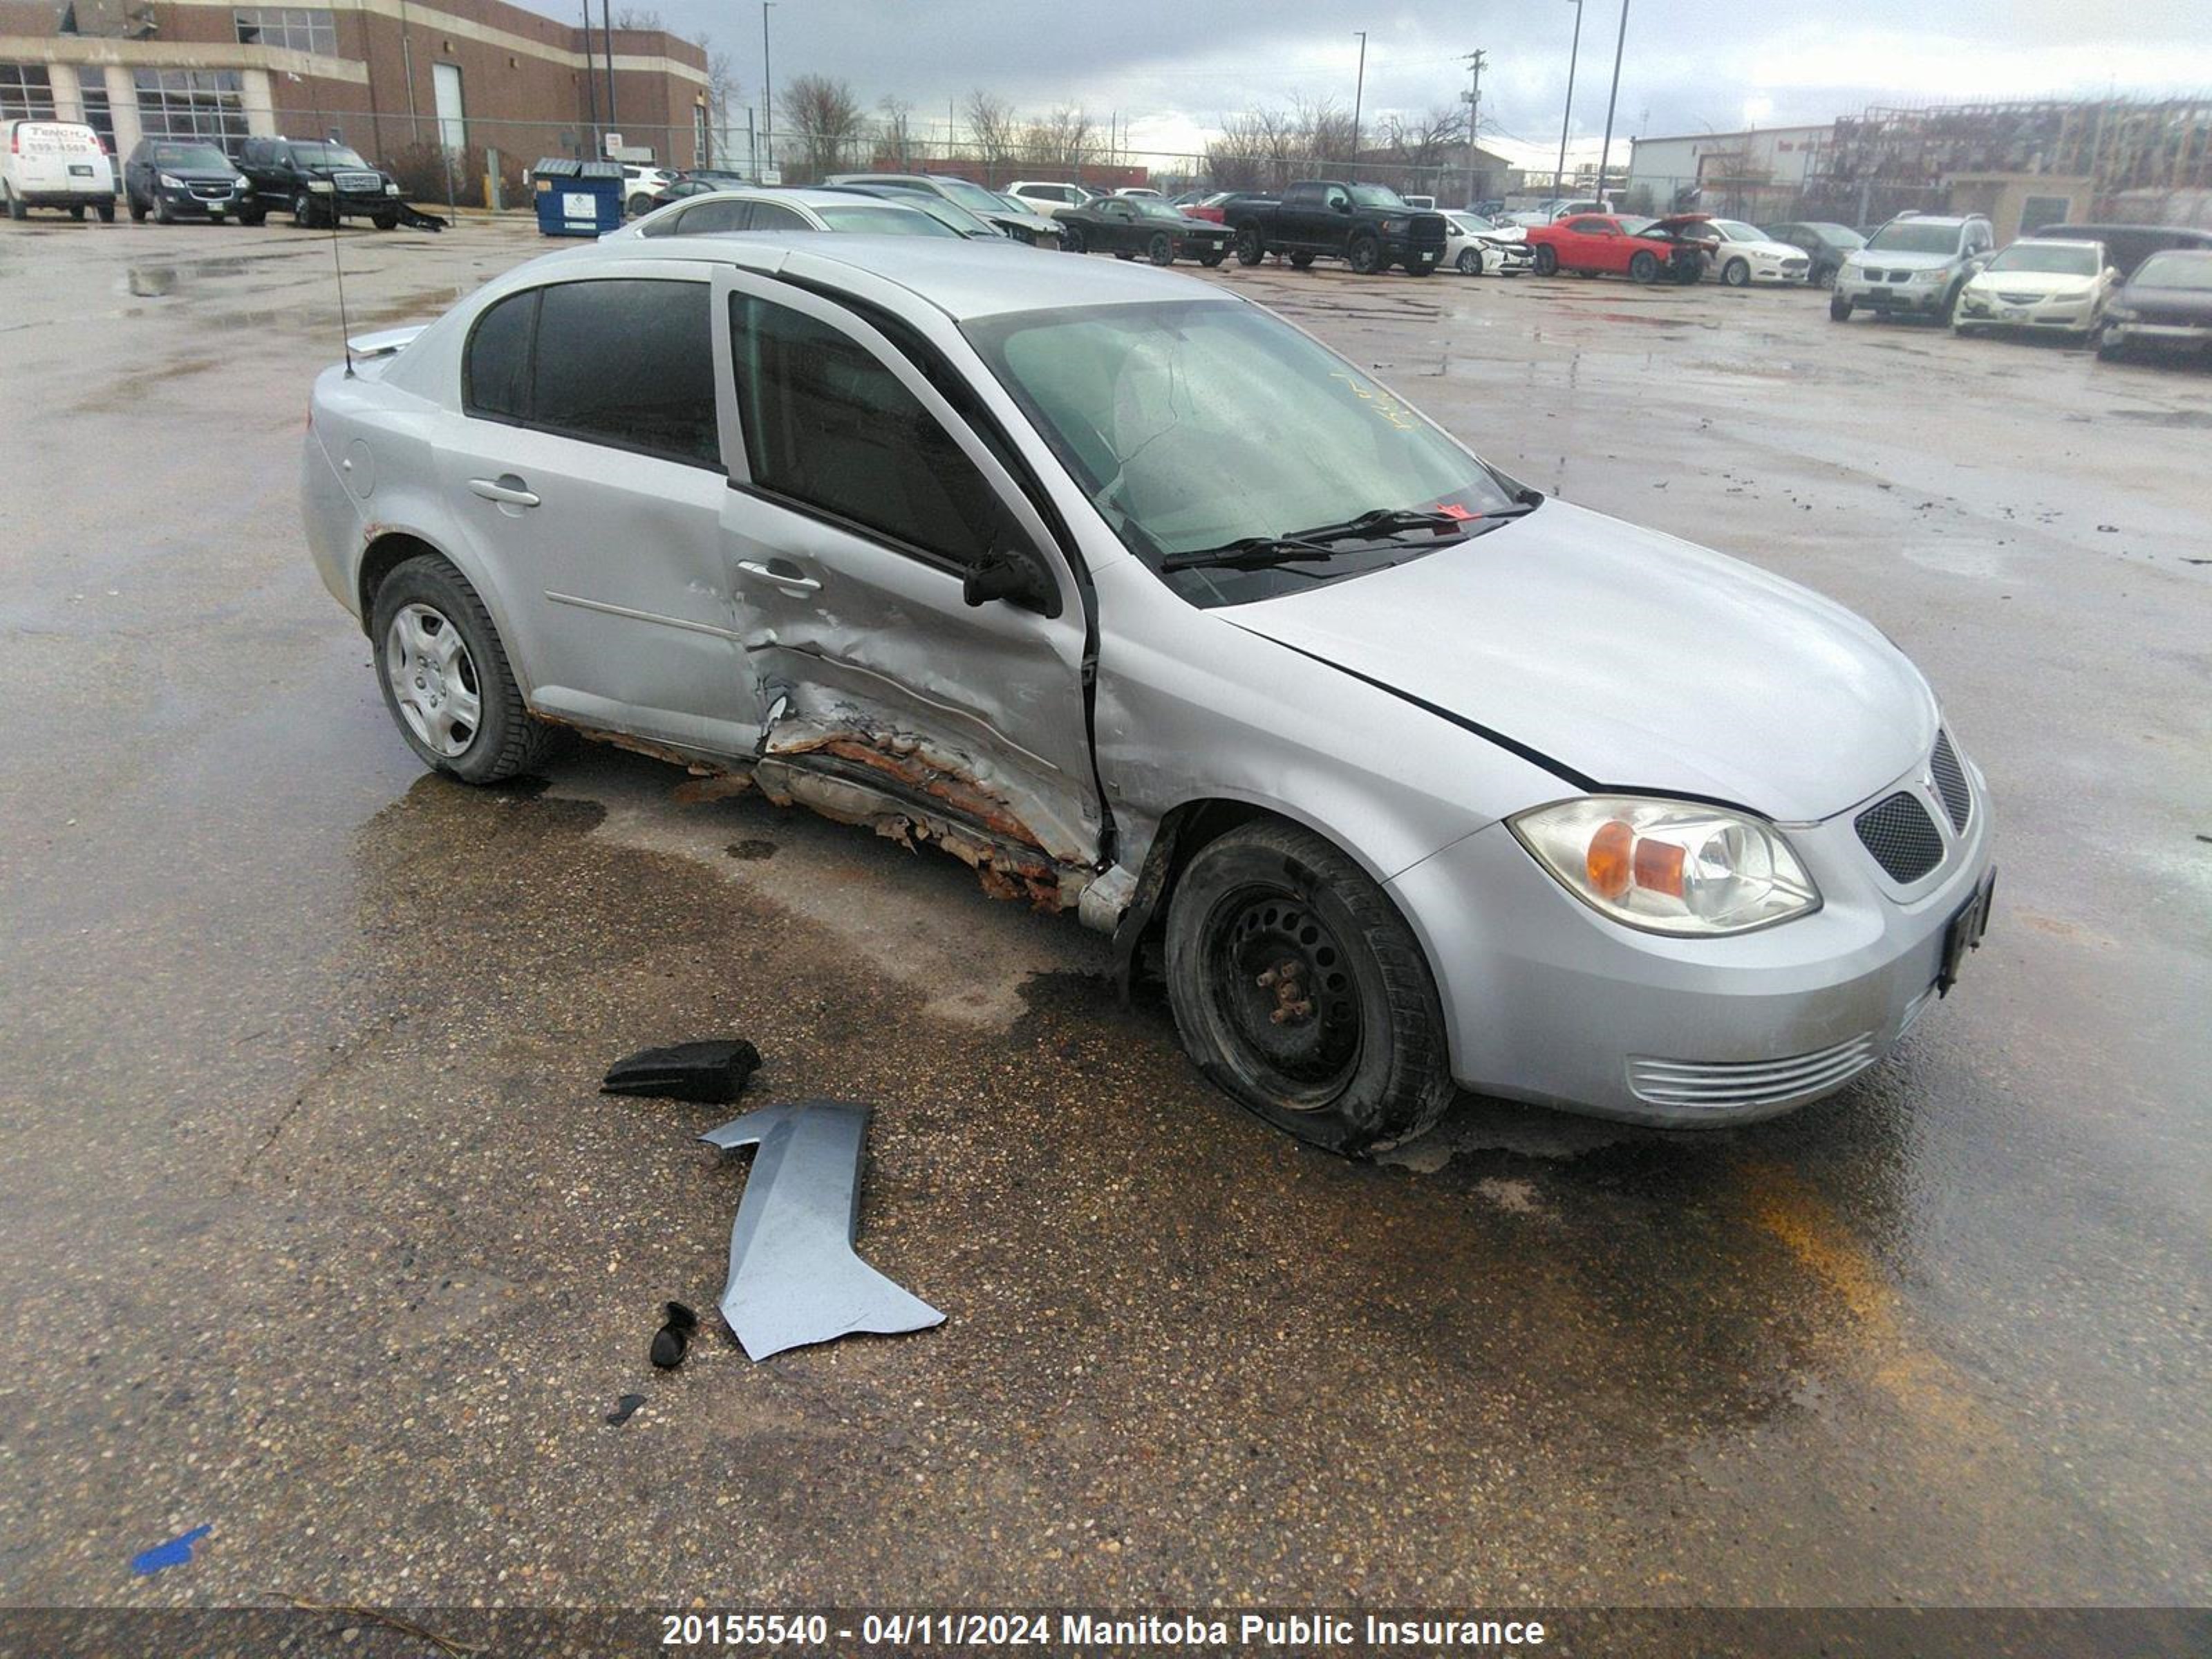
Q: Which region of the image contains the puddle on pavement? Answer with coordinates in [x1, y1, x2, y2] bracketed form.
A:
[2106, 408, 2212, 428]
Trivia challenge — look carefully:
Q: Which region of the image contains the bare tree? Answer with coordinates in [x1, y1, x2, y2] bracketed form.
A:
[695, 35, 740, 167]
[779, 74, 866, 182]
[1017, 105, 1095, 167]
[1381, 104, 1471, 171]
[877, 95, 914, 169]
[612, 7, 663, 27]
[1295, 95, 1354, 167]
[964, 88, 1019, 168]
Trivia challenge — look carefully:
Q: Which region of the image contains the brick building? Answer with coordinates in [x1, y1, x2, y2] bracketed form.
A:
[0, 0, 709, 185]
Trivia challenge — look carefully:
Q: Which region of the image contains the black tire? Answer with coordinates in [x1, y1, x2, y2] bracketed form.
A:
[128, 194, 147, 222]
[1629, 248, 1659, 283]
[2096, 335, 2126, 362]
[1197, 247, 1225, 268]
[1828, 293, 1853, 321]
[292, 191, 321, 229]
[1531, 242, 1558, 276]
[372, 209, 398, 231]
[369, 555, 563, 785]
[1164, 818, 1454, 1156]
[153, 193, 173, 225]
[1233, 223, 1263, 266]
[1288, 250, 1315, 270]
[1940, 282, 1964, 324]
[1062, 223, 1086, 254]
[627, 191, 655, 218]
[1456, 246, 1481, 275]
[95, 200, 114, 223]
[1347, 234, 1382, 275]
[3, 185, 24, 221]
[1722, 257, 1751, 288]
[239, 205, 267, 226]
[1403, 258, 1435, 276]
[1814, 263, 1835, 290]
[1144, 231, 1173, 265]
[1113, 248, 1136, 261]
[68, 203, 84, 221]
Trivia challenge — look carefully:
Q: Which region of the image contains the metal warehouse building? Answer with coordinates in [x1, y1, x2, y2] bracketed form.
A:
[0, 0, 709, 182]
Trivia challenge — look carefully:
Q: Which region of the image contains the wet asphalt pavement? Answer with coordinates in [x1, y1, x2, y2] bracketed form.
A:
[0, 216, 2206, 1616]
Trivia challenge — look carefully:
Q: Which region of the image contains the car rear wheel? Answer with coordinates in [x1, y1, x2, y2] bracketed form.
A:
[3, 184, 24, 221]
[1814, 265, 1836, 290]
[1165, 819, 1454, 1157]
[1347, 234, 1382, 274]
[626, 192, 655, 217]
[371, 556, 563, 785]
[1147, 231, 1174, 265]
[1723, 257, 1751, 287]
[1062, 223, 1086, 253]
[1288, 251, 1315, 270]
[1233, 224, 1263, 266]
[239, 205, 266, 225]
[1629, 249, 1659, 283]
[1531, 243, 1558, 276]
[1828, 294, 1853, 321]
[1456, 246, 1481, 274]
[128, 194, 148, 222]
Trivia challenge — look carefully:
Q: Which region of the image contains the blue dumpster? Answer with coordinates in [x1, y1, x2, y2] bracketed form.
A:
[532, 157, 624, 238]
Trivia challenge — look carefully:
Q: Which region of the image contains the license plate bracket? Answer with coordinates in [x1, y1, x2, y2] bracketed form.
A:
[1937, 868, 1996, 997]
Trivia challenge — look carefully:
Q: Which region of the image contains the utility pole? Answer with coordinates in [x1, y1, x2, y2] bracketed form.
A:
[1595, 0, 1632, 207]
[599, 0, 617, 131]
[579, 0, 597, 153]
[1350, 30, 1367, 168]
[1460, 49, 1485, 207]
[1555, 0, 1584, 196]
[760, 1, 775, 177]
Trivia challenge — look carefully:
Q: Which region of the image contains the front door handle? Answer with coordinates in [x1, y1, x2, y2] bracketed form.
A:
[468, 474, 539, 507]
[735, 558, 822, 594]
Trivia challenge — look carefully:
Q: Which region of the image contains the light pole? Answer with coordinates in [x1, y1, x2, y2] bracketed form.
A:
[1595, 0, 1632, 209]
[1350, 30, 1367, 168]
[1554, 0, 1584, 198]
[760, 1, 775, 178]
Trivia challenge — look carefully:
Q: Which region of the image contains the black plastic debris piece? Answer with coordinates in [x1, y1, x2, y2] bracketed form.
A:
[602, 1040, 762, 1105]
[650, 1301, 697, 1369]
[604, 1393, 646, 1427]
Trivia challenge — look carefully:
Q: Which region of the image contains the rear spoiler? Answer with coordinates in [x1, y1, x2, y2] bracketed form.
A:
[346, 324, 427, 361]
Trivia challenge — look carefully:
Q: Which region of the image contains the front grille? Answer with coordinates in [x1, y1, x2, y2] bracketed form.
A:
[1888, 268, 1915, 283]
[336, 170, 382, 194]
[1628, 1033, 1879, 1112]
[1997, 291, 2044, 305]
[1855, 791, 1945, 883]
[1929, 730, 1971, 832]
[187, 181, 231, 198]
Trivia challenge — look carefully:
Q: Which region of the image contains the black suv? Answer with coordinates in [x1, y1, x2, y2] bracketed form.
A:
[237, 136, 403, 229]
[123, 138, 249, 223]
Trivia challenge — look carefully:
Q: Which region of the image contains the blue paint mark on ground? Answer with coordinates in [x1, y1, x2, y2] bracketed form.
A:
[130, 1524, 211, 1575]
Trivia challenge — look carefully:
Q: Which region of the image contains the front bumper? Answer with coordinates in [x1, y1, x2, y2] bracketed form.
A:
[2100, 317, 2211, 351]
[1958, 289, 2098, 332]
[1388, 746, 1995, 1126]
[1383, 235, 1445, 269]
[160, 182, 243, 216]
[1838, 273, 1952, 312]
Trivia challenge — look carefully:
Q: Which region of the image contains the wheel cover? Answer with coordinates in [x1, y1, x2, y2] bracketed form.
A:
[1458, 247, 1479, 273]
[1201, 886, 1363, 1108]
[384, 602, 482, 758]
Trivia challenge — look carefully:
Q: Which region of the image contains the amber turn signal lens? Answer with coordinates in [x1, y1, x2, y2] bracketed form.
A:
[1586, 820, 1634, 899]
[1633, 836, 1686, 897]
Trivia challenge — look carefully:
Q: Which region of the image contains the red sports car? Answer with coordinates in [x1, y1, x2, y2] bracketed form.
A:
[1526, 212, 1707, 283]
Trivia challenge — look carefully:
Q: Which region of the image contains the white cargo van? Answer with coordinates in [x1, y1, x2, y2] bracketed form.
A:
[2, 120, 118, 221]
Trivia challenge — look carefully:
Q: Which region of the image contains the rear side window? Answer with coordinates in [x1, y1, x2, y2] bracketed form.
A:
[462, 280, 718, 469]
[534, 279, 718, 467]
[462, 289, 536, 422]
[729, 293, 1017, 570]
[675, 198, 750, 234]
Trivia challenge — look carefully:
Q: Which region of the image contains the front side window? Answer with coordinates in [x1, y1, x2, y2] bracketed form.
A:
[730, 293, 1018, 570]
[964, 298, 1517, 605]
[1566, 216, 1611, 234]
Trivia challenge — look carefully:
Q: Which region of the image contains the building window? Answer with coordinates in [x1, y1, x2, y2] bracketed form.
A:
[2020, 194, 2071, 237]
[233, 8, 338, 55]
[0, 64, 57, 122]
[77, 83, 115, 152]
[132, 69, 250, 152]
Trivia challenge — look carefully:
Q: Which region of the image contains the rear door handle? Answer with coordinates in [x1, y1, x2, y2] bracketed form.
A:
[735, 558, 821, 594]
[468, 475, 539, 507]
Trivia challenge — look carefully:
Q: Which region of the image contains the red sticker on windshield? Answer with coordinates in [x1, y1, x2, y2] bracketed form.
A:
[1433, 503, 1474, 520]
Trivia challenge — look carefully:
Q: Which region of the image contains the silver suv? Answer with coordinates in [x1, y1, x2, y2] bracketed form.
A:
[1830, 213, 1994, 323]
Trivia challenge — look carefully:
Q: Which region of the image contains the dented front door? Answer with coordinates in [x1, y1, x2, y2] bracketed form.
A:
[713, 269, 1103, 887]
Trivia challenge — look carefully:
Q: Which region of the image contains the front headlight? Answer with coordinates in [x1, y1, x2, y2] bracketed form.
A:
[1913, 266, 1949, 283]
[1509, 797, 1821, 937]
[1380, 216, 1409, 234]
[308, 179, 335, 192]
[386, 181, 401, 194]
[158, 172, 182, 189]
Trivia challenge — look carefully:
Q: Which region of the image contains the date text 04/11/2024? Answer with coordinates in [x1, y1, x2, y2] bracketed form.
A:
[657, 1612, 1548, 1649]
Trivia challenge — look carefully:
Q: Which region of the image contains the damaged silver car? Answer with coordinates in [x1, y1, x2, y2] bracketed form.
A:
[303, 237, 1994, 1152]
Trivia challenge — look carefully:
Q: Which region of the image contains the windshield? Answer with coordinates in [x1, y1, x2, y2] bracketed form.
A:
[1987, 242, 2099, 275]
[1868, 220, 1962, 255]
[2133, 252, 2212, 290]
[1711, 219, 1765, 243]
[289, 142, 368, 167]
[1134, 199, 1192, 222]
[926, 177, 1013, 216]
[151, 143, 232, 169]
[1349, 183, 1409, 209]
[964, 299, 1517, 604]
[1616, 215, 1653, 234]
[1806, 223, 1864, 248]
[815, 203, 961, 236]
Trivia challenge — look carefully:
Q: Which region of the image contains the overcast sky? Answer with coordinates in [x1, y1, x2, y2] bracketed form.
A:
[652, 0, 2212, 158]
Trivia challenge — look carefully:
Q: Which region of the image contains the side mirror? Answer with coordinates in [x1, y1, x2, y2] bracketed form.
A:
[1334, 199, 1351, 214]
[963, 546, 1056, 615]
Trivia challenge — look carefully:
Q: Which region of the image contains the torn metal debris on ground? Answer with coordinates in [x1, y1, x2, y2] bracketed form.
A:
[601, 1039, 762, 1105]
[700, 1100, 943, 1362]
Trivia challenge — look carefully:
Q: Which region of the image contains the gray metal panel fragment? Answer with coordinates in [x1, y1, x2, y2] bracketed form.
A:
[700, 1100, 944, 1361]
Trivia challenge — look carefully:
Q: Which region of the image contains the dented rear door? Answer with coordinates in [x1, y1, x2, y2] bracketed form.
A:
[713, 268, 1104, 879]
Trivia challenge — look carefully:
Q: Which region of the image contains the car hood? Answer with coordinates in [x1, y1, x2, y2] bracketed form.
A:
[1731, 238, 1807, 261]
[156, 165, 242, 181]
[1968, 268, 2096, 296]
[2119, 283, 2212, 320]
[1223, 500, 1936, 822]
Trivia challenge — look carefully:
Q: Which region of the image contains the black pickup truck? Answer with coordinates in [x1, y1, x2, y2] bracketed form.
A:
[1223, 181, 1447, 276]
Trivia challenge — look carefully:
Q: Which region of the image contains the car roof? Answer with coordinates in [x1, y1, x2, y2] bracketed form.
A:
[2003, 237, 2102, 249]
[675, 187, 915, 209]
[514, 232, 1221, 321]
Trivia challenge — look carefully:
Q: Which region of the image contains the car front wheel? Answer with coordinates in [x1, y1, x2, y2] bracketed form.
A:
[1347, 234, 1382, 274]
[1164, 819, 1455, 1156]
[371, 556, 561, 784]
[1723, 257, 1751, 287]
[1629, 248, 1659, 283]
[1829, 293, 1853, 321]
[1147, 231, 1174, 265]
[1233, 224, 1263, 266]
[1456, 246, 1481, 274]
[1531, 243, 1558, 275]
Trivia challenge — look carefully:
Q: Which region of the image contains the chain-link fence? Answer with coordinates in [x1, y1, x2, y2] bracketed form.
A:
[1618, 175, 1951, 230]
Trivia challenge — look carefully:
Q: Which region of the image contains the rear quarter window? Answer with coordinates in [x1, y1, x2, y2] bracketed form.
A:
[532, 279, 719, 469]
[462, 290, 536, 423]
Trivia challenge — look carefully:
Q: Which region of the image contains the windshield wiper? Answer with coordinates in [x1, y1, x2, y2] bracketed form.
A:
[1160, 535, 1342, 573]
[1289, 507, 1469, 544]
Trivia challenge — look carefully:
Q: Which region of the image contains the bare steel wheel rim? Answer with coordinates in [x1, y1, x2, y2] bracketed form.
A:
[1201, 887, 1363, 1109]
[385, 602, 483, 758]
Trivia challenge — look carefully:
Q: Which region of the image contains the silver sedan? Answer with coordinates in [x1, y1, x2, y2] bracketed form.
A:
[301, 236, 1994, 1154]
